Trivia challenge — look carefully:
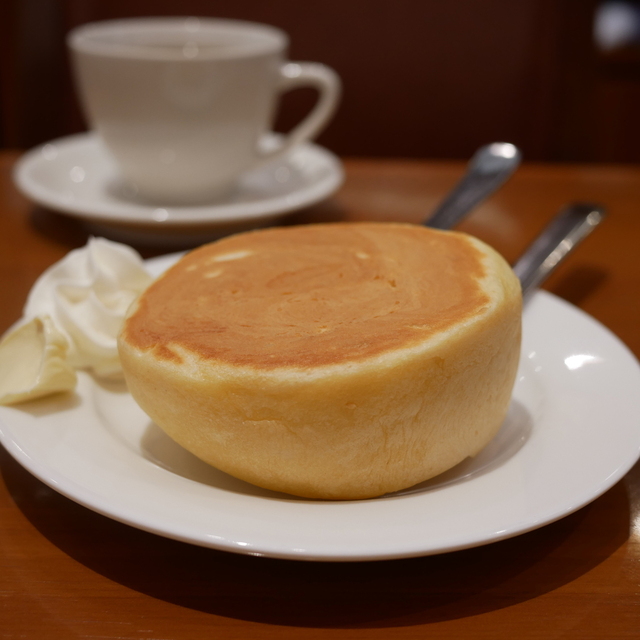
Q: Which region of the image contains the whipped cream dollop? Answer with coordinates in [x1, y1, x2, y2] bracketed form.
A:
[0, 238, 152, 405]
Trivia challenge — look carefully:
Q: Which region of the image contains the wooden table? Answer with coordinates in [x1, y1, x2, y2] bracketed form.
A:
[1, 150, 639, 639]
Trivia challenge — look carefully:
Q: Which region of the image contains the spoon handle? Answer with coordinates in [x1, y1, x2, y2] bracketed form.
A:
[512, 203, 606, 297]
[425, 142, 521, 230]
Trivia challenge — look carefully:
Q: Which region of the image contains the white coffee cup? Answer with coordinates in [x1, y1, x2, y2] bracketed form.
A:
[67, 17, 341, 204]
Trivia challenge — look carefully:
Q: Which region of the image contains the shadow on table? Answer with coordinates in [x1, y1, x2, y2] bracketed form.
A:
[547, 265, 610, 307]
[1, 445, 633, 629]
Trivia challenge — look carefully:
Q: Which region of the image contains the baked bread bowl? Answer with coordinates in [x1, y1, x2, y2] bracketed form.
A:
[119, 222, 522, 499]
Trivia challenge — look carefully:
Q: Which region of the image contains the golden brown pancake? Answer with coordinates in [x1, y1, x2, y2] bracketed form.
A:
[119, 222, 522, 499]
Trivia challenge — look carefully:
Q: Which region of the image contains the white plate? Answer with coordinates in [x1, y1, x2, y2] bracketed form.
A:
[13, 133, 344, 244]
[1, 253, 639, 561]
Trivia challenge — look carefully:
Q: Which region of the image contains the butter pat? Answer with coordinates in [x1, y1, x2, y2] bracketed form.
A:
[0, 237, 152, 405]
[0, 315, 77, 405]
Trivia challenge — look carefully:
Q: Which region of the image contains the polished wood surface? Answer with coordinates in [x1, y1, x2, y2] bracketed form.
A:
[1, 150, 639, 638]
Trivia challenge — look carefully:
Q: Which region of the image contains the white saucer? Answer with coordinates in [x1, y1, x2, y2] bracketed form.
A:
[13, 132, 344, 244]
[1, 253, 639, 561]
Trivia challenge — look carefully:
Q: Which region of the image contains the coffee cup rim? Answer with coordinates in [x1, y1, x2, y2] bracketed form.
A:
[67, 16, 288, 60]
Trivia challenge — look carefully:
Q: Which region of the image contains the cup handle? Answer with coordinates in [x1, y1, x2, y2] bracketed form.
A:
[259, 62, 341, 161]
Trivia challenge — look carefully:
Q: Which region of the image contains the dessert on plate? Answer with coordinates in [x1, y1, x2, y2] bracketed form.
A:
[118, 222, 522, 500]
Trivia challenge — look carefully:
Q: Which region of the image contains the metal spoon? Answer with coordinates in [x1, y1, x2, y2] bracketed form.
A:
[512, 203, 606, 298]
[425, 142, 522, 229]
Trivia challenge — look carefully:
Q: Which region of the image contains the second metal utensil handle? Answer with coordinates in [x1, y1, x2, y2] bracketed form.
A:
[512, 203, 606, 297]
[426, 142, 521, 230]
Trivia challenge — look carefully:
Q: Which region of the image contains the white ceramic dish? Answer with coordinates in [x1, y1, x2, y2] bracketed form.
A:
[1, 254, 639, 561]
[13, 132, 344, 244]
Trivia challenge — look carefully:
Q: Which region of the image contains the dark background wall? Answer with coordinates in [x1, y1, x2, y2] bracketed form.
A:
[2, 0, 640, 162]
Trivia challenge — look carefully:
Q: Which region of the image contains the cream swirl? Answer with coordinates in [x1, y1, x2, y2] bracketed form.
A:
[23, 237, 153, 379]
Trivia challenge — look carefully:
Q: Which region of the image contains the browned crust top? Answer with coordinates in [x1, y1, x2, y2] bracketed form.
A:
[121, 223, 491, 368]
